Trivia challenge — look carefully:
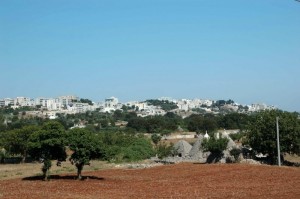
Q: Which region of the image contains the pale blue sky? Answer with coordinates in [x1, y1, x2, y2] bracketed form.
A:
[0, 0, 300, 111]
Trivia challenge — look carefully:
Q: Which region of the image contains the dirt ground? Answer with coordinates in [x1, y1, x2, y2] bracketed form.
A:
[0, 163, 299, 199]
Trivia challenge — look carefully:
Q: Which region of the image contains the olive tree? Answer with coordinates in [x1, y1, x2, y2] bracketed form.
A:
[246, 110, 300, 164]
[4, 126, 40, 163]
[28, 121, 67, 180]
[67, 128, 103, 180]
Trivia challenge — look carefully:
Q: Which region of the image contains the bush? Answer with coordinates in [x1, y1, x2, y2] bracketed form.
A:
[101, 133, 154, 162]
[151, 134, 161, 146]
[202, 136, 229, 154]
[229, 132, 246, 142]
[230, 148, 242, 163]
[202, 136, 229, 163]
[156, 143, 174, 159]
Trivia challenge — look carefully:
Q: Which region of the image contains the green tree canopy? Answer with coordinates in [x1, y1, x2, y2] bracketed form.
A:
[67, 128, 104, 180]
[218, 113, 250, 130]
[4, 125, 40, 163]
[185, 114, 218, 133]
[246, 110, 300, 164]
[202, 136, 229, 163]
[202, 136, 229, 154]
[28, 121, 67, 180]
[100, 132, 154, 162]
[145, 99, 178, 111]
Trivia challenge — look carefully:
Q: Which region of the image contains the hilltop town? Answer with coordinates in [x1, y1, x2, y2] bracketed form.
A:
[0, 95, 276, 120]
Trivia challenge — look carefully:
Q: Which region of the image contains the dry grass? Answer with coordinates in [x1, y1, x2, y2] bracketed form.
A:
[0, 160, 115, 181]
[284, 154, 300, 163]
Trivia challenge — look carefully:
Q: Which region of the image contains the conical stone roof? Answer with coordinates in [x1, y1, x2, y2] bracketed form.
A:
[221, 133, 236, 150]
[188, 134, 210, 161]
[173, 140, 192, 158]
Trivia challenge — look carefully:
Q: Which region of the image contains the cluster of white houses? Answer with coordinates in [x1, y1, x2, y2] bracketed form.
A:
[0, 96, 119, 114]
[0, 95, 275, 119]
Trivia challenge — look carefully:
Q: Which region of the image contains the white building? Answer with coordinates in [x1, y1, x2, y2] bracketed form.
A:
[0, 98, 14, 107]
[175, 98, 214, 111]
[248, 103, 269, 112]
[33, 96, 79, 111]
[59, 95, 78, 107]
[125, 101, 139, 107]
[158, 97, 174, 102]
[47, 98, 62, 111]
[14, 97, 33, 106]
[99, 97, 120, 112]
[200, 99, 213, 107]
[177, 99, 191, 111]
[135, 102, 148, 110]
[68, 102, 96, 113]
[137, 104, 166, 117]
[105, 97, 119, 108]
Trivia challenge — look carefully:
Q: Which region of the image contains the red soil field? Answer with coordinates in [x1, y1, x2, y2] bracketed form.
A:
[0, 163, 299, 199]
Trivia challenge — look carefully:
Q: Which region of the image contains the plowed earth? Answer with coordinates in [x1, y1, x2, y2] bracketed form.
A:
[0, 163, 299, 199]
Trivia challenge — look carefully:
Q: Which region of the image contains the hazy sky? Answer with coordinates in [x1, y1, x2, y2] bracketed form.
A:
[0, 0, 299, 111]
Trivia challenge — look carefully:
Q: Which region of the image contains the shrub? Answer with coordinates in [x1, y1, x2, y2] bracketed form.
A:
[229, 132, 246, 142]
[157, 143, 174, 159]
[151, 134, 161, 146]
[230, 147, 242, 163]
[101, 133, 154, 162]
[202, 136, 229, 163]
[202, 136, 229, 154]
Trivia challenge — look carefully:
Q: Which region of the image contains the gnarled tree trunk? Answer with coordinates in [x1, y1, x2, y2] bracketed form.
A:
[42, 159, 52, 181]
[76, 163, 84, 180]
[21, 151, 27, 164]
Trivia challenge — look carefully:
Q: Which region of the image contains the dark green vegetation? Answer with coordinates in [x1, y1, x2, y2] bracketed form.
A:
[2, 125, 40, 163]
[67, 128, 103, 180]
[202, 135, 229, 163]
[145, 99, 178, 111]
[0, 106, 252, 135]
[230, 148, 242, 162]
[202, 135, 229, 155]
[246, 110, 300, 164]
[28, 121, 67, 180]
[0, 108, 156, 180]
[0, 106, 300, 180]
[156, 143, 174, 159]
[100, 132, 154, 162]
[127, 112, 182, 134]
[151, 134, 162, 146]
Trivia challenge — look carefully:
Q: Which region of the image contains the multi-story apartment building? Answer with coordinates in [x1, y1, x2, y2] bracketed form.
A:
[0, 98, 14, 107]
[14, 97, 32, 106]
[59, 95, 78, 107]
[105, 97, 118, 108]
[68, 102, 96, 113]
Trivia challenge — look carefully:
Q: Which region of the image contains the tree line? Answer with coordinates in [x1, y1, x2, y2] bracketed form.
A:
[0, 121, 154, 180]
